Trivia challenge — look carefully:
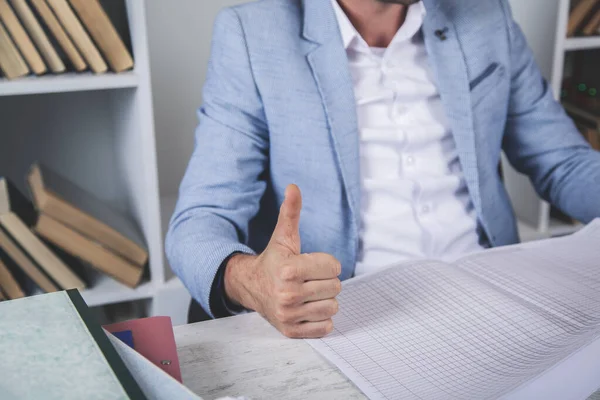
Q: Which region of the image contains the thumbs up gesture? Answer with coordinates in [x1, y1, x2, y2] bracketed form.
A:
[224, 185, 342, 338]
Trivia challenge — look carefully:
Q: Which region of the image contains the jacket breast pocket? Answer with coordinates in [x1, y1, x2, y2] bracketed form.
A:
[469, 62, 506, 109]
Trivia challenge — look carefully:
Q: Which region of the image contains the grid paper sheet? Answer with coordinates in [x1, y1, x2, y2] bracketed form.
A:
[307, 220, 600, 400]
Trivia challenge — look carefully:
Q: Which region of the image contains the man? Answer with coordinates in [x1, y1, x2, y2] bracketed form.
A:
[166, 0, 600, 338]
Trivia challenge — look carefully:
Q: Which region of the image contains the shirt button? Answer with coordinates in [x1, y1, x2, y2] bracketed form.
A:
[405, 155, 415, 166]
[421, 204, 431, 214]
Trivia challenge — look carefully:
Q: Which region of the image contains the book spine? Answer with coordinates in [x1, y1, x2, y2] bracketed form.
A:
[29, 0, 87, 72]
[46, 0, 107, 74]
[67, 0, 133, 72]
[35, 215, 143, 288]
[66, 289, 147, 400]
[567, 0, 600, 37]
[583, 8, 600, 36]
[0, 258, 25, 299]
[9, 0, 65, 73]
[0, 19, 29, 79]
[0, 0, 46, 74]
[0, 213, 86, 290]
[0, 227, 59, 293]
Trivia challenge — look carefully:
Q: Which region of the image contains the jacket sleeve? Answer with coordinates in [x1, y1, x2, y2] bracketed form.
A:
[500, 0, 600, 223]
[165, 8, 268, 318]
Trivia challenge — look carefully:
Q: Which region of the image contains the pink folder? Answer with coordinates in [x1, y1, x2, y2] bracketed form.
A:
[104, 316, 182, 382]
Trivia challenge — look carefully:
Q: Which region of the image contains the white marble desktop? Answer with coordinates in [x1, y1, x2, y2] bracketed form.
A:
[174, 313, 365, 400]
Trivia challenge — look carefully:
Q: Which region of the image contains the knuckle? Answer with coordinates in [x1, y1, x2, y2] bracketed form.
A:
[274, 306, 293, 323]
[273, 306, 286, 322]
[281, 326, 300, 339]
[279, 265, 299, 281]
[280, 326, 293, 338]
[280, 291, 301, 306]
[274, 286, 287, 302]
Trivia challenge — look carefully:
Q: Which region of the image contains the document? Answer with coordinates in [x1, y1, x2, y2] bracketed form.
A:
[307, 220, 600, 400]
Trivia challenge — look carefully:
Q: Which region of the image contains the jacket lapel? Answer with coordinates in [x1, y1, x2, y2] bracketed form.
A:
[421, 0, 482, 213]
[302, 0, 361, 239]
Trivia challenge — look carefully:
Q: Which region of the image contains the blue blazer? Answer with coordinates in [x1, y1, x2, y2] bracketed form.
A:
[166, 0, 600, 317]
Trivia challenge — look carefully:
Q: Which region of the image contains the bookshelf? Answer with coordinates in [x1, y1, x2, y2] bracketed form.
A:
[0, 71, 139, 96]
[503, 0, 599, 241]
[0, 0, 181, 321]
[81, 276, 155, 307]
[565, 35, 600, 50]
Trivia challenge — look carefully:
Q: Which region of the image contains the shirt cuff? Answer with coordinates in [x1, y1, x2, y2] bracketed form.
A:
[209, 252, 249, 318]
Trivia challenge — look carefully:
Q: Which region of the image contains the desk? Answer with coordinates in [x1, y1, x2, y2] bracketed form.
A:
[174, 313, 365, 400]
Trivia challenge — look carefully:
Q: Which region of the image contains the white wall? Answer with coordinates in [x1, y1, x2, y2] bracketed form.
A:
[508, 0, 560, 80]
[504, 0, 561, 229]
[146, 0, 250, 197]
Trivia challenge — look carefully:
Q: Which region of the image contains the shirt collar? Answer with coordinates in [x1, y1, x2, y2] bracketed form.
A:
[331, 0, 427, 50]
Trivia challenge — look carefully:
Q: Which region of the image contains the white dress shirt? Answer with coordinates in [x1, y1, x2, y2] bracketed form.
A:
[331, 1, 484, 276]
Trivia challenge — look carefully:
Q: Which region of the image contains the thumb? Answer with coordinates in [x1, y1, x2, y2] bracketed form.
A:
[270, 184, 302, 255]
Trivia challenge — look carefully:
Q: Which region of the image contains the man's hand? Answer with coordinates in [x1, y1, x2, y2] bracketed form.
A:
[224, 184, 342, 338]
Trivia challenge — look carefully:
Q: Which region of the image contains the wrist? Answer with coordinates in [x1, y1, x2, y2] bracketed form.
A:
[224, 253, 258, 310]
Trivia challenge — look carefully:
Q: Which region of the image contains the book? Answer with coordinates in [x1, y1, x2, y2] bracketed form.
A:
[29, 0, 86, 72]
[0, 177, 85, 290]
[0, 229, 58, 293]
[564, 101, 600, 129]
[46, 0, 107, 74]
[0, 257, 24, 299]
[28, 164, 148, 267]
[0, 289, 205, 399]
[0, 245, 30, 292]
[0, 0, 46, 74]
[104, 316, 183, 382]
[0, 290, 147, 399]
[8, 0, 65, 73]
[307, 220, 600, 400]
[68, 0, 133, 72]
[112, 329, 134, 348]
[107, 326, 205, 400]
[568, 0, 600, 37]
[0, 19, 28, 79]
[34, 214, 144, 288]
[42, 236, 90, 285]
[582, 126, 600, 150]
[583, 8, 600, 35]
[589, 130, 600, 150]
[572, 118, 600, 151]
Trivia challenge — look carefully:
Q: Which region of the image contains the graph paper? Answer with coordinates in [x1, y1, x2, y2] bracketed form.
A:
[307, 220, 600, 400]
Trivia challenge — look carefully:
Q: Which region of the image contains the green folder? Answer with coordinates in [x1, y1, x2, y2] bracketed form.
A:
[0, 290, 145, 400]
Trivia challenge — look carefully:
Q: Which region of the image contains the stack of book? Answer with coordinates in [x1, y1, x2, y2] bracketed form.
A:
[567, 0, 600, 37]
[0, 0, 133, 80]
[0, 162, 147, 300]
